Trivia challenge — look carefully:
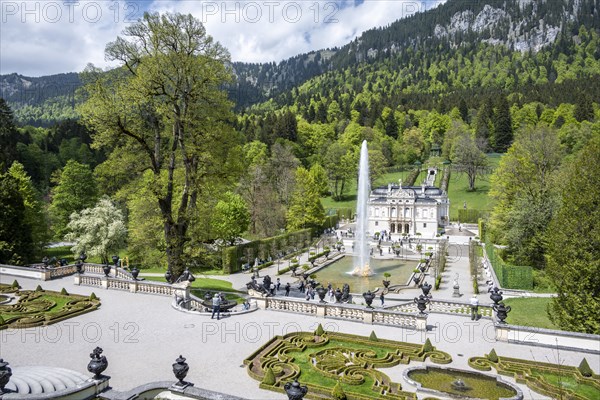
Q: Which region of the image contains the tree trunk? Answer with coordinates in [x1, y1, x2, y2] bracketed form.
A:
[165, 221, 187, 278]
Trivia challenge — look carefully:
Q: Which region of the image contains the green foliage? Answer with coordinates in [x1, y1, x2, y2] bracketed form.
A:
[286, 167, 325, 231]
[262, 367, 276, 386]
[485, 240, 533, 290]
[11, 280, 19, 288]
[60, 288, 68, 295]
[451, 132, 488, 191]
[368, 331, 378, 341]
[35, 285, 43, 292]
[49, 160, 98, 238]
[64, 197, 126, 265]
[0, 172, 32, 264]
[459, 209, 488, 223]
[212, 192, 250, 245]
[421, 338, 434, 353]
[331, 382, 347, 400]
[89, 292, 98, 301]
[546, 136, 600, 334]
[222, 229, 312, 273]
[79, 12, 238, 278]
[578, 358, 593, 377]
[315, 323, 325, 336]
[487, 349, 498, 363]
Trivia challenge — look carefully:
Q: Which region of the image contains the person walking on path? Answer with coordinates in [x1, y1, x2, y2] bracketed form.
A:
[276, 278, 281, 292]
[470, 294, 479, 321]
[211, 293, 222, 320]
[285, 283, 291, 296]
[380, 292, 385, 306]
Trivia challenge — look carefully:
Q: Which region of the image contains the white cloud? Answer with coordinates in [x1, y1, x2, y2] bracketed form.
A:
[0, 0, 445, 76]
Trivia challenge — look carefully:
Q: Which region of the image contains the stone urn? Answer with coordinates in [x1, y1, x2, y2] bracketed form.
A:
[165, 270, 173, 284]
[334, 289, 343, 303]
[284, 379, 308, 400]
[362, 291, 375, 308]
[413, 274, 421, 286]
[490, 287, 503, 305]
[87, 347, 108, 379]
[102, 264, 111, 277]
[419, 264, 426, 273]
[421, 281, 432, 297]
[75, 259, 84, 274]
[382, 280, 390, 288]
[130, 266, 140, 280]
[79, 253, 87, 262]
[172, 355, 189, 385]
[316, 286, 327, 303]
[414, 294, 429, 315]
[493, 303, 511, 324]
[111, 255, 119, 268]
[0, 359, 12, 395]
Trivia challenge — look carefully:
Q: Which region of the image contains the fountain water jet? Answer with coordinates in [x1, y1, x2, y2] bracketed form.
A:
[351, 140, 373, 277]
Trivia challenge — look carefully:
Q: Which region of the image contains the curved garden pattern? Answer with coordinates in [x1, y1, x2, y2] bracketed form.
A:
[0, 283, 101, 330]
[244, 330, 452, 399]
[468, 351, 600, 400]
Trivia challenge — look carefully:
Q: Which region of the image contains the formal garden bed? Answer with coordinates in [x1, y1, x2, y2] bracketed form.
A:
[0, 282, 101, 329]
[244, 327, 452, 399]
[469, 350, 599, 399]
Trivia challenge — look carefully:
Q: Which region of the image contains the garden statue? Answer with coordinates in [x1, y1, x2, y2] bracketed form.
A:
[493, 302, 511, 324]
[341, 283, 352, 303]
[490, 287, 503, 305]
[284, 379, 308, 400]
[421, 281, 432, 297]
[0, 359, 11, 395]
[87, 347, 108, 379]
[414, 294, 430, 315]
[75, 259, 84, 274]
[172, 355, 189, 387]
[362, 290, 375, 308]
[452, 274, 461, 297]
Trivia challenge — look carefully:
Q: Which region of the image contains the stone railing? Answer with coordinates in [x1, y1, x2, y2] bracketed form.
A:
[82, 264, 134, 280]
[386, 299, 493, 319]
[49, 264, 78, 279]
[75, 274, 176, 297]
[0, 263, 80, 281]
[256, 296, 426, 330]
[495, 323, 600, 354]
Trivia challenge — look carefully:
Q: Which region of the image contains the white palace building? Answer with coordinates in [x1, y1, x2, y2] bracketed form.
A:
[367, 168, 450, 238]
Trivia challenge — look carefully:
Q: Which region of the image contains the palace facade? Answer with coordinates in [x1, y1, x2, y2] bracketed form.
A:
[367, 179, 450, 238]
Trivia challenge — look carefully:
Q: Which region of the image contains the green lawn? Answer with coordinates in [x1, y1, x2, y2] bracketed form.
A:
[502, 297, 559, 330]
[447, 154, 502, 220]
[142, 275, 240, 292]
[536, 371, 600, 399]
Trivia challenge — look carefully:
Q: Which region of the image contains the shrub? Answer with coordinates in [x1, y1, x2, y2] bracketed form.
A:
[0, 316, 4, 325]
[262, 367, 276, 386]
[331, 382, 347, 400]
[383, 272, 391, 279]
[369, 331, 378, 341]
[578, 358, 593, 377]
[89, 292, 98, 301]
[421, 338, 434, 353]
[314, 324, 325, 336]
[435, 276, 441, 290]
[487, 349, 498, 363]
[35, 285, 43, 292]
[60, 288, 68, 295]
[11, 280, 19, 288]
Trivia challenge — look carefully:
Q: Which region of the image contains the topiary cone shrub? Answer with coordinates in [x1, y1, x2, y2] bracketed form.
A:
[332, 381, 347, 400]
[314, 323, 325, 342]
[11, 280, 20, 289]
[578, 358, 593, 377]
[60, 288, 68, 295]
[262, 367, 276, 386]
[89, 292, 98, 301]
[35, 285, 43, 291]
[487, 348, 498, 363]
[421, 338, 434, 353]
[369, 331, 378, 341]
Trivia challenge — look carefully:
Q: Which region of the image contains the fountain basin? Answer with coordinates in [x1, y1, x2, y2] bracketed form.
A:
[404, 366, 522, 400]
[314, 256, 418, 293]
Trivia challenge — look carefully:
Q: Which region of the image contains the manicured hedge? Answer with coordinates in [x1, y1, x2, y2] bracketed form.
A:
[485, 238, 533, 290]
[222, 229, 312, 273]
[458, 209, 489, 223]
[440, 167, 450, 192]
[404, 167, 421, 186]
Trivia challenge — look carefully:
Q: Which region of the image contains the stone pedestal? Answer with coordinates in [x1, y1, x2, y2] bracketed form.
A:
[74, 274, 81, 285]
[316, 305, 326, 318]
[101, 277, 108, 289]
[363, 310, 373, 324]
[452, 283, 461, 297]
[129, 281, 138, 293]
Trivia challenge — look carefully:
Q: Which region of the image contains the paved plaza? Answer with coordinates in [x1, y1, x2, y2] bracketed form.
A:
[1, 229, 598, 399]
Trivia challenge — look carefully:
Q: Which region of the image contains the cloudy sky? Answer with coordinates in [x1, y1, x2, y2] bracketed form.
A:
[1, 0, 444, 77]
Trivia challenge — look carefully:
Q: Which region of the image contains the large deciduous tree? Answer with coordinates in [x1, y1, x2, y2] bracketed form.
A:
[546, 137, 600, 334]
[0, 98, 20, 172]
[49, 160, 98, 238]
[287, 167, 325, 231]
[79, 12, 235, 277]
[64, 197, 127, 264]
[451, 132, 488, 191]
[212, 192, 250, 246]
[0, 172, 32, 264]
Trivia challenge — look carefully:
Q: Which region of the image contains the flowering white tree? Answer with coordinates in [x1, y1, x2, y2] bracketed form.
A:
[65, 197, 126, 264]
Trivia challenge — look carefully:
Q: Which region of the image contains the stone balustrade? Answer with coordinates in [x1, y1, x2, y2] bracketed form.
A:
[386, 299, 493, 319]
[255, 296, 426, 330]
[75, 274, 176, 297]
